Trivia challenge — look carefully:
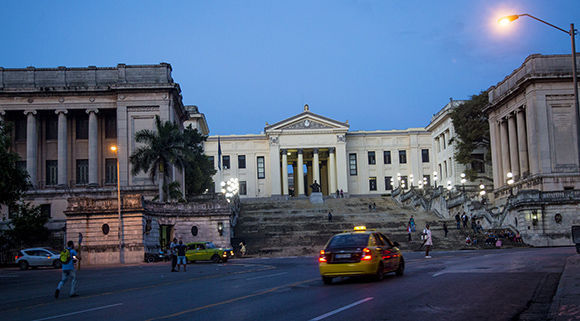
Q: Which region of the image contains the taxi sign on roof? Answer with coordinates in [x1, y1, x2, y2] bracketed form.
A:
[353, 226, 367, 231]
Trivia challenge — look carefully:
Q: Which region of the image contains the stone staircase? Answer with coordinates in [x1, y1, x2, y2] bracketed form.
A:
[234, 196, 474, 256]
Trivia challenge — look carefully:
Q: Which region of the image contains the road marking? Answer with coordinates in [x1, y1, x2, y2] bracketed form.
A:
[146, 278, 319, 320]
[32, 303, 123, 321]
[310, 297, 374, 321]
[246, 272, 288, 280]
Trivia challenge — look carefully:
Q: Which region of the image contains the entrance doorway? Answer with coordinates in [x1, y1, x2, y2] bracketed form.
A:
[159, 225, 174, 251]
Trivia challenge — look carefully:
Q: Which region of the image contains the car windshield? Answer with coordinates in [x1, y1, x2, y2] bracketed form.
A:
[328, 234, 369, 248]
[205, 242, 216, 249]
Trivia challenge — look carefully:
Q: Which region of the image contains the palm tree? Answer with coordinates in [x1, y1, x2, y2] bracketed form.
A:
[129, 116, 185, 202]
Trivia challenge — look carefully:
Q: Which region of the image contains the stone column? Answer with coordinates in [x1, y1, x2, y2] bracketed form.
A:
[56, 109, 68, 186]
[508, 113, 520, 178]
[516, 108, 529, 177]
[281, 150, 289, 195]
[312, 149, 320, 185]
[25, 110, 38, 187]
[269, 142, 281, 195]
[328, 148, 337, 194]
[490, 120, 503, 188]
[87, 109, 99, 186]
[297, 149, 304, 196]
[500, 119, 511, 181]
[336, 143, 348, 193]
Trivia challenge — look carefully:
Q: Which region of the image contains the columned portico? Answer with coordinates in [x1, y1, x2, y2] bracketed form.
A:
[25, 110, 38, 187]
[56, 109, 68, 187]
[87, 108, 99, 186]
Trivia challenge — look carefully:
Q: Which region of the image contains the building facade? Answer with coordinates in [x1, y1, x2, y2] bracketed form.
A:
[426, 99, 493, 191]
[486, 54, 580, 246]
[204, 105, 433, 197]
[0, 64, 188, 232]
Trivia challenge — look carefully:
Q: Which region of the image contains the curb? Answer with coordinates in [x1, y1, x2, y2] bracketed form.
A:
[549, 255, 580, 321]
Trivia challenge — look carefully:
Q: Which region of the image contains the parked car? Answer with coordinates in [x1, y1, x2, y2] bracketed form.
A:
[185, 242, 234, 263]
[15, 248, 62, 270]
[145, 249, 170, 263]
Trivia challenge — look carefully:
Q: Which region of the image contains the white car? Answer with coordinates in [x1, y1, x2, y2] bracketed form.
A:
[15, 248, 62, 270]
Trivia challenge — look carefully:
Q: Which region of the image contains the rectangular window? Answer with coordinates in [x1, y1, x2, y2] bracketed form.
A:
[76, 159, 89, 185]
[369, 177, 377, 191]
[40, 204, 51, 218]
[471, 153, 485, 173]
[15, 118, 26, 141]
[368, 151, 376, 165]
[222, 155, 230, 170]
[383, 151, 391, 164]
[46, 160, 57, 186]
[257, 156, 265, 179]
[421, 149, 430, 163]
[385, 176, 393, 190]
[76, 116, 88, 139]
[238, 155, 246, 169]
[239, 181, 247, 195]
[399, 150, 407, 164]
[349, 153, 357, 176]
[105, 114, 117, 138]
[423, 175, 431, 186]
[208, 156, 215, 170]
[46, 116, 58, 140]
[105, 158, 117, 184]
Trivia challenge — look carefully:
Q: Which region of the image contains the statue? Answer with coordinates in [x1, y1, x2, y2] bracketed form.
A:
[310, 180, 321, 193]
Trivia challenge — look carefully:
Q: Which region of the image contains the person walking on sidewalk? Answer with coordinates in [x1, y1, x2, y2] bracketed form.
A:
[422, 224, 433, 258]
[54, 241, 80, 299]
[170, 238, 178, 272]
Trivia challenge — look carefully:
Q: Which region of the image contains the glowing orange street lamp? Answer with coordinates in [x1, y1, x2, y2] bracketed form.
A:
[110, 145, 124, 264]
[499, 13, 579, 161]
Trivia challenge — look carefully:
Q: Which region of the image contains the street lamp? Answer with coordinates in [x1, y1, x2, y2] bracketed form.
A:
[221, 177, 239, 203]
[507, 172, 515, 195]
[110, 145, 124, 264]
[409, 174, 414, 187]
[460, 173, 467, 193]
[397, 173, 402, 188]
[446, 180, 452, 191]
[499, 13, 579, 162]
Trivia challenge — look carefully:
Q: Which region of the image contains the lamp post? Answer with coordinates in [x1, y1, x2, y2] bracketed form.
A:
[446, 180, 453, 191]
[110, 145, 124, 264]
[460, 173, 467, 193]
[506, 172, 515, 195]
[499, 14, 579, 162]
[409, 174, 414, 188]
[397, 173, 402, 188]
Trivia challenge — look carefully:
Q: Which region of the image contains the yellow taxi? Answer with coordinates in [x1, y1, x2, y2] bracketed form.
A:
[318, 226, 404, 285]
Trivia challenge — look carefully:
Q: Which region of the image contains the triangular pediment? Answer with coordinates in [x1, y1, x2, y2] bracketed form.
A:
[265, 110, 349, 132]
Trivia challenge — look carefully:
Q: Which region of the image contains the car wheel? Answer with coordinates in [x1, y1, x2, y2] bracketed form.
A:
[53, 260, 62, 269]
[374, 263, 384, 281]
[211, 255, 220, 263]
[322, 276, 333, 285]
[221, 257, 228, 263]
[19, 261, 29, 271]
[396, 258, 405, 276]
[146, 256, 155, 263]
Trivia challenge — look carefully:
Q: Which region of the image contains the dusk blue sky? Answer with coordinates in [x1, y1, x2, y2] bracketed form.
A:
[2, 1, 579, 135]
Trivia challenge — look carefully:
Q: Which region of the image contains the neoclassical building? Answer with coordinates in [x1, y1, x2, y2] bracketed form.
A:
[204, 105, 433, 197]
[426, 99, 493, 190]
[0, 64, 188, 232]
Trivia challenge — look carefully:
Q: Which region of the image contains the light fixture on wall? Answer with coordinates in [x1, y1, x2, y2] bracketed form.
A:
[460, 173, 467, 193]
[217, 222, 224, 236]
[433, 171, 438, 187]
[532, 211, 539, 226]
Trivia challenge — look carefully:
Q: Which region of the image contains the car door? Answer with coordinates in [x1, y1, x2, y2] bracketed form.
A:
[194, 243, 207, 261]
[37, 249, 53, 266]
[379, 233, 400, 271]
[28, 250, 45, 266]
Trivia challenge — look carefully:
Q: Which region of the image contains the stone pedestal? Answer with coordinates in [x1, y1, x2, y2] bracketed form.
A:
[309, 192, 324, 204]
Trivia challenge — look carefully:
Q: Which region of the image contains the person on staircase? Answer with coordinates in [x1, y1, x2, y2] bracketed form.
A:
[409, 215, 416, 232]
[455, 213, 461, 229]
[407, 224, 412, 241]
[443, 222, 448, 238]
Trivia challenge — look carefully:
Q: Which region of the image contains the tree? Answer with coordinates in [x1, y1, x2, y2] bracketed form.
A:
[3, 203, 49, 248]
[0, 120, 29, 207]
[130, 116, 186, 202]
[183, 125, 216, 197]
[449, 92, 492, 181]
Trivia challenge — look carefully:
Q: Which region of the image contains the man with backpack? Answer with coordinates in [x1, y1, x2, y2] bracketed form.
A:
[55, 240, 80, 299]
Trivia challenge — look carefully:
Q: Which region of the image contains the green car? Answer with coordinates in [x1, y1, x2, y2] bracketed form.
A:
[185, 242, 234, 263]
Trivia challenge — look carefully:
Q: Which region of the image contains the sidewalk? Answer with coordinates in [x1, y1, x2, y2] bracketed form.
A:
[550, 255, 580, 321]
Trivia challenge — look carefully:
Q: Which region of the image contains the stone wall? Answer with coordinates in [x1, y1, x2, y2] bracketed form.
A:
[65, 193, 232, 265]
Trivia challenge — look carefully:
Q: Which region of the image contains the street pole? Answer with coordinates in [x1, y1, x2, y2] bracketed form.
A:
[570, 23, 580, 163]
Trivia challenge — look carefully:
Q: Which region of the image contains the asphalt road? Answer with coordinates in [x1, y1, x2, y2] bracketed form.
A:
[0, 247, 574, 321]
